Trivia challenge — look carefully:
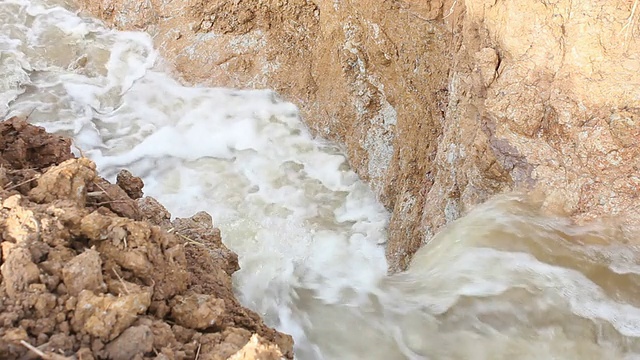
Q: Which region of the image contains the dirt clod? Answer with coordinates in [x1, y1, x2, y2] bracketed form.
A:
[0, 117, 73, 170]
[116, 169, 144, 200]
[0, 117, 292, 359]
[61, 249, 106, 296]
[229, 334, 284, 360]
[1, 246, 40, 299]
[104, 325, 153, 360]
[170, 293, 225, 330]
[29, 158, 96, 210]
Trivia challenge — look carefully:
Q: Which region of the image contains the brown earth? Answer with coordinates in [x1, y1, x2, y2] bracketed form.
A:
[74, 0, 640, 272]
[0, 118, 293, 359]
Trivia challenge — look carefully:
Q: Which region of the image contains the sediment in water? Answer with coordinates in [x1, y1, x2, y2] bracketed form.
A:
[0, 117, 293, 359]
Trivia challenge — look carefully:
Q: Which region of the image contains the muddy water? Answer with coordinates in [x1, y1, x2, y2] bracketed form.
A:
[3, 0, 640, 359]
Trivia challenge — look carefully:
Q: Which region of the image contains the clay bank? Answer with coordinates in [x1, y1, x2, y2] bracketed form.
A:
[75, 0, 640, 271]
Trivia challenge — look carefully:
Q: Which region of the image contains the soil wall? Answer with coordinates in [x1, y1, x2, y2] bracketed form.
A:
[74, 0, 640, 271]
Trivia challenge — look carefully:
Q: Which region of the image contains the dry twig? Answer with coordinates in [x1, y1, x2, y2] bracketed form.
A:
[4, 175, 40, 192]
[175, 231, 205, 247]
[20, 340, 75, 360]
[112, 268, 131, 294]
[92, 181, 113, 200]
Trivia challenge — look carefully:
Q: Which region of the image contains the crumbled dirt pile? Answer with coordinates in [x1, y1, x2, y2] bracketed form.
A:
[0, 117, 293, 360]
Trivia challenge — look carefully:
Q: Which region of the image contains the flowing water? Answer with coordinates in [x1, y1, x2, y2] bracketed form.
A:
[3, 0, 640, 359]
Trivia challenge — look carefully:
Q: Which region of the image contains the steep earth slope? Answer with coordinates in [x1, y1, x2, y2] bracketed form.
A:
[74, 0, 640, 271]
[0, 117, 293, 359]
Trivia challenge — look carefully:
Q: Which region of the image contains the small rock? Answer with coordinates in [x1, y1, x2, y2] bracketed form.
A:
[170, 294, 225, 330]
[172, 212, 239, 275]
[0, 117, 73, 169]
[91, 178, 142, 220]
[62, 249, 106, 296]
[2, 327, 28, 342]
[116, 169, 144, 199]
[150, 321, 176, 351]
[137, 197, 171, 227]
[104, 325, 153, 360]
[47, 333, 76, 355]
[2, 194, 22, 209]
[29, 158, 97, 207]
[229, 334, 283, 360]
[2, 195, 39, 244]
[72, 289, 152, 341]
[34, 293, 57, 318]
[79, 211, 118, 242]
[1, 246, 41, 298]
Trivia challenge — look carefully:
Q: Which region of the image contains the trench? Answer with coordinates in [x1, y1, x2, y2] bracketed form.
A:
[2, 0, 640, 358]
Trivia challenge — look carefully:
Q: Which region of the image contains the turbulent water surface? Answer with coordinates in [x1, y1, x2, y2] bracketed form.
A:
[3, 1, 640, 359]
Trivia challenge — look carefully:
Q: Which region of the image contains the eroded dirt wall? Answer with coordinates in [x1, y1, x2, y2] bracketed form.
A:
[74, 0, 640, 271]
